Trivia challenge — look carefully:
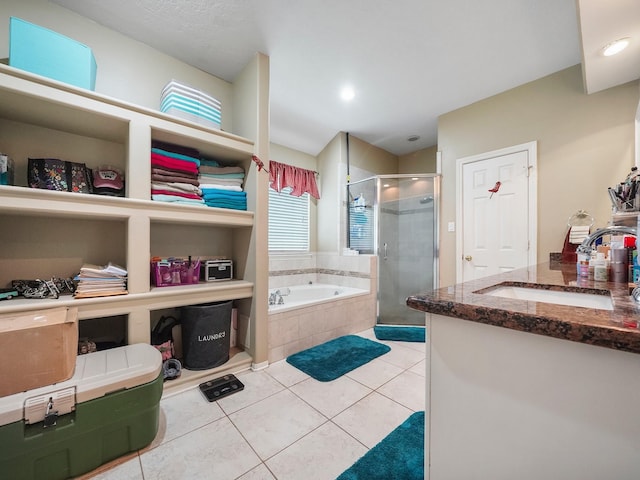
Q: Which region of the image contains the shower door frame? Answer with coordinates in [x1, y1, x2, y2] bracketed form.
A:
[349, 174, 440, 325]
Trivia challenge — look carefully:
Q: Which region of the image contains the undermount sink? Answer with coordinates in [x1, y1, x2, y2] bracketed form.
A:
[481, 285, 614, 311]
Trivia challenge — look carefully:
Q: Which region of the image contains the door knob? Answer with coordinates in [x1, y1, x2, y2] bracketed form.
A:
[464, 255, 472, 261]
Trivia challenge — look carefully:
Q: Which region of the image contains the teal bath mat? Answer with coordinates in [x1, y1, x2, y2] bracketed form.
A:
[374, 325, 425, 343]
[286, 335, 390, 382]
[337, 411, 425, 480]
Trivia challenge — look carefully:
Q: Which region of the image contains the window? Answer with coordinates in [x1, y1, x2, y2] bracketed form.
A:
[269, 187, 310, 252]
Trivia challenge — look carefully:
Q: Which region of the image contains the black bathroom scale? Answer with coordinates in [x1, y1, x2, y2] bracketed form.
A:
[199, 374, 244, 402]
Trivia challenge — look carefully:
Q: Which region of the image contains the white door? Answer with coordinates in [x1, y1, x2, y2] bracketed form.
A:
[457, 142, 537, 282]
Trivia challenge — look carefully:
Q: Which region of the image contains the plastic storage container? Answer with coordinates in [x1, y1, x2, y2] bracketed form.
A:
[152, 258, 201, 287]
[180, 301, 232, 370]
[0, 344, 162, 480]
[9, 17, 97, 90]
[160, 79, 221, 129]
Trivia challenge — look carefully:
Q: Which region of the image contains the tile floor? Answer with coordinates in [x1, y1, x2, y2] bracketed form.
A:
[80, 328, 426, 480]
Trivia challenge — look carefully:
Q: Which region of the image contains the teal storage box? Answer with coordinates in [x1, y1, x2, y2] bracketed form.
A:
[0, 344, 163, 480]
[9, 17, 97, 90]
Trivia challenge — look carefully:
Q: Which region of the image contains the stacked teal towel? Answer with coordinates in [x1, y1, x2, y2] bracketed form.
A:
[201, 187, 247, 210]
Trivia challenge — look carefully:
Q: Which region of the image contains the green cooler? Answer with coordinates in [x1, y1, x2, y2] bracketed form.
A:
[0, 343, 163, 480]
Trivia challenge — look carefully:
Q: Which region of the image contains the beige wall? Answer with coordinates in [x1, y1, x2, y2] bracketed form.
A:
[438, 64, 640, 287]
[270, 143, 319, 252]
[399, 145, 438, 173]
[317, 134, 345, 253]
[316, 132, 408, 253]
[347, 134, 398, 182]
[294, 130, 438, 254]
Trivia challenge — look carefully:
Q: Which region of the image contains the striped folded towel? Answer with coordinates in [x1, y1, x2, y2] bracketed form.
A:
[569, 225, 590, 244]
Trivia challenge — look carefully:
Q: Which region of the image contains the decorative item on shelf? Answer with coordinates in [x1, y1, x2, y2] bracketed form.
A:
[0, 288, 19, 301]
[73, 263, 127, 299]
[12, 277, 76, 299]
[200, 259, 233, 282]
[28, 157, 93, 194]
[92, 165, 125, 197]
[151, 256, 201, 287]
[0, 152, 14, 186]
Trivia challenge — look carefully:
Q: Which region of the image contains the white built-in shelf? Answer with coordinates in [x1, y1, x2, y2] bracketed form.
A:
[0, 61, 262, 358]
[0, 185, 254, 227]
[0, 280, 253, 319]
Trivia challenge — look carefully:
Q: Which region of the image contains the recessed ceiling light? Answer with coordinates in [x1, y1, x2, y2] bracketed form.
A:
[340, 86, 355, 101]
[602, 37, 631, 57]
[411, 177, 419, 180]
[383, 183, 390, 188]
[407, 135, 420, 142]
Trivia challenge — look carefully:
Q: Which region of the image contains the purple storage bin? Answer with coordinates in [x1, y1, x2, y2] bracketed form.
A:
[152, 258, 201, 287]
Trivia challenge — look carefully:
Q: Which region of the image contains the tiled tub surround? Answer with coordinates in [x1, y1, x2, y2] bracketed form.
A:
[268, 254, 377, 363]
[268, 253, 374, 291]
[408, 262, 640, 479]
[268, 284, 369, 314]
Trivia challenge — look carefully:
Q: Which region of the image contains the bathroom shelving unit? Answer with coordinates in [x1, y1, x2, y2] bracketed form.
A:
[0, 57, 270, 392]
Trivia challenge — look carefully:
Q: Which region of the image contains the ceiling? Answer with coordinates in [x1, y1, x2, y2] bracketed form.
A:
[577, 0, 640, 94]
[51, 0, 638, 157]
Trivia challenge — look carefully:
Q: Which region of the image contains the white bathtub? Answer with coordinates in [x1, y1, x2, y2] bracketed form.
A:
[268, 283, 368, 313]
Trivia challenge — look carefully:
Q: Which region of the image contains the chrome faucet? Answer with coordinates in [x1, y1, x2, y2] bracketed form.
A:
[576, 225, 640, 303]
[268, 289, 288, 305]
[576, 225, 637, 254]
[268, 292, 280, 305]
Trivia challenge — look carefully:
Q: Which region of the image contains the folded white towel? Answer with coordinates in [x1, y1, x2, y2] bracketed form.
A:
[569, 225, 590, 233]
[569, 225, 590, 244]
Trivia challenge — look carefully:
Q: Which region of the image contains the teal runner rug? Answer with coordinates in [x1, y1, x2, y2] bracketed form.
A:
[286, 335, 390, 382]
[374, 325, 425, 342]
[337, 411, 425, 480]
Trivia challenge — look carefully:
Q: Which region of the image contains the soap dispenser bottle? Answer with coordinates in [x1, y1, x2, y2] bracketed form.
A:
[593, 252, 609, 282]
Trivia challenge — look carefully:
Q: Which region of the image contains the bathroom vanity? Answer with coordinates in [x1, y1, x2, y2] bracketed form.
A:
[408, 262, 640, 480]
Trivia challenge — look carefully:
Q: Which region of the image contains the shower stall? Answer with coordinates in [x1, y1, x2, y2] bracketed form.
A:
[348, 174, 439, 326]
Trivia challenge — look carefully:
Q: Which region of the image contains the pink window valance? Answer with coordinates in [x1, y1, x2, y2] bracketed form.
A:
[269, 160, 320, 199]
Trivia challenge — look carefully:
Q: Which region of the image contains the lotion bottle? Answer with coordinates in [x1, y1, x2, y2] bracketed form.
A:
[593, 252, 609, 282]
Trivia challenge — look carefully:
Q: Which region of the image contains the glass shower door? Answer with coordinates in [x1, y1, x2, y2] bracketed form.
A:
[376, 175, 438, 325]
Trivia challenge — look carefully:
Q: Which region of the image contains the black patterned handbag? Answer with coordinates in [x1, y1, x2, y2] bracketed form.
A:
[28, 157, 93, 193]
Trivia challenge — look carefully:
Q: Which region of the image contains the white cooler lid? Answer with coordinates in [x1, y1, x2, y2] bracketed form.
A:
[0, 343, 162, 426]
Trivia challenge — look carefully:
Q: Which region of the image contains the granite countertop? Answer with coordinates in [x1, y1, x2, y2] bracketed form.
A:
[406, 262, 640, 354]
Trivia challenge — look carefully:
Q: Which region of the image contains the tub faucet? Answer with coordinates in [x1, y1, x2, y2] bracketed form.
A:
[576, 225, 636, 254]
[269, 291, 285, 305]
[268, 292, 277, 305]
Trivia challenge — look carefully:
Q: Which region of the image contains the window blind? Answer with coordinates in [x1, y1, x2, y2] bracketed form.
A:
[349, 205, 374, 254]
[269, 187, 310, 252]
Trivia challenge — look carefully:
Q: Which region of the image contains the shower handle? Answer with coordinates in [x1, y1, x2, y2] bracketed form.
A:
[383, 243, 388, 260]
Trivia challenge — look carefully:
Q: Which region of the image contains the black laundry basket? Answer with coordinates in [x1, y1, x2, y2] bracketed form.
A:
[180, 301, 232, 370]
